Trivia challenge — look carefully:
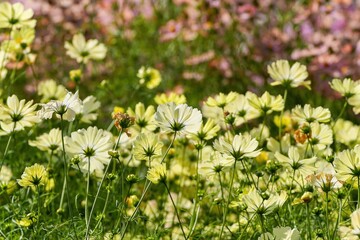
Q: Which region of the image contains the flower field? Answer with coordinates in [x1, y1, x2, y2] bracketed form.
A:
[2, 1, 360, 239]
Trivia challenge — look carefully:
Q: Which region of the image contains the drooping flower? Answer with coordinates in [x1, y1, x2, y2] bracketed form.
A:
[37, 79, 67, 103]
[137, 66, 161, 89]
[307, 161, 343, 192]
[17, 164, 48, 188]
[65, 126, 113, 174]
[267, 60, 310, 89]
[64, 33, 107, 64]
[292, 104, 331, 124]
[333, 119, 360, 147]
[247, 91, 284, 116]
[37, 91, 82, 122]
[155, 102, 202, 136]
[214, 133, 261, 161]
[133, 133, 163, 163]
[0, 2, 36, 29]
[0, 94, 39, 134]
[147, 164, 167, 184]
[28, 128, 62, 153]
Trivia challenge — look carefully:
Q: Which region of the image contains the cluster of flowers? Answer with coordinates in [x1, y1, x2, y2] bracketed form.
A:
[3, 2, 360, 239]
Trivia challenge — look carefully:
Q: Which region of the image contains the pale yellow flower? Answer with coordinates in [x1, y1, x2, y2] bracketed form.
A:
[267, 60, 310, 89]
[76, 95, 100, 123]
[214, 133, 261, 161]
[28, 128, 62, 153]
[258, 227, 300, 240]
[0, 94, 39, 134]
[308, 122, 333, 151]
[330, 78, 360, 99]
[133, 133, 163, 163]
[37, 79, 67, 102]
[334, 119, 360, 147]
[205, 92, 238, 108]
[127, 102, 157, 135]
[334, 145, 360, 181]
[137, 66, 161, 89]
[274, 146, 317, 177]
[0, 2, 36, 29]
[199, 151, 234, 178]
[17, 164, 48, 188]
[225, 92, 260, 125]
[292, 104, 331, 124]
[147, 164, 167, 184]
[155, 102, 202, 136]
[247, 91, 284, 116]
[37, 91, 82, 122]
[154, 92, 186, 105]
[64, 33, 107, 64]
[190, 118, 220, 142]
[65, 126, 113, 174]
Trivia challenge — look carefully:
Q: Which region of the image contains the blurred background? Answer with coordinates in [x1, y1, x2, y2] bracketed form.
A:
[10, 0, 360, 117]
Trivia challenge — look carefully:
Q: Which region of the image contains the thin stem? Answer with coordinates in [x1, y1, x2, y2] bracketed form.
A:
[85, 156, 91, 238]
[59, 116, 77, 239]
[219, 161, 237, 239]
[0, 127, 14, 171]
[238, 213, 256, 240]
[92, 187, 111, 232]
[358, 176, 360, 209]
[258, 116, 267, 144]
[332, 199, 342, 240]
[164, 182, 187, 239]
[306, 203, 312, 240]
[278, 88, 288, 153]
[36, 185, 41, 234]
[325, 192, 330, 240]
[86, 130, 123, 237]
[120, 132, 177, 239]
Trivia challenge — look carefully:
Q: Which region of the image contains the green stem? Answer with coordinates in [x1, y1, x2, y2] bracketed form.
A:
[278, 89, 287, 153]
[0, 126, 14, 171]
[164, 182, 187, 239]
[85, 156, 91, 238]
[358, 176, 360, 209]
[219, 161, 237, 239]
[92, 187, 111, 232]
[332, 199, 342, 240]
[86, 130, 123, 237]
[59, 116, 77, 239]
[325, 192, 330, 240]
[258, 116, 267, 144]
[120, 132, 177, 239]
[306, 203, 312, 240]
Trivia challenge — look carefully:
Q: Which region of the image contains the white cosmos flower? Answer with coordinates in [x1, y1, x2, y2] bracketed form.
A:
[29, 128, 62, 153]
[267, 59, 310, 89]
[64, 33, 107, 64]
[37, 91, 82, 122]
[65, 126, 113, 174]
[292, 104, 331, 124]
[76, 95, 100, 123]
[214, 133, 261, 161]
[0, 94, 39, 134]
[0, 2, 36, 29]
[155, 102, 202, 136]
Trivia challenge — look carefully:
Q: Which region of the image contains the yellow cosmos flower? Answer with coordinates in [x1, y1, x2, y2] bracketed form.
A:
[17, 164, 48, 188]
[137, 66, 161, 89]
[268, 59, 310, 89]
